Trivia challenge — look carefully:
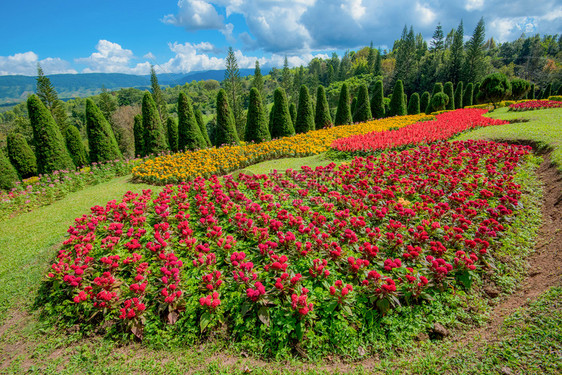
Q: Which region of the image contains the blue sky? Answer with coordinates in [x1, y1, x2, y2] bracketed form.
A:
[1, 0, 561, 76]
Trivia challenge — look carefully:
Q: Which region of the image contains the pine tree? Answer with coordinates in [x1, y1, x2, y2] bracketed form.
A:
[394, 25, 417, 92]
[252, 60, 264, 97]
[289, 103, 297, 126]
[447, 20, 465, 85]
[177, 92, 206, 151]
[36, 64, 68, 133]
[282, 56, 292, 94]
[444, 82, 455, 110]
[7, 132, 37, 178]
[335, 83, 353, 125]
[86, 99, 122, 163]
[371, 80, 385, 119]
[150, 65, 168, 124]
[430, 23, 445, 53]
[64, 126, 88, 167]
[295, 85, 315, 134]
[270, 88, 294, 138]
[420, 92, 430, 114]
[315, 86, 332, 129]
[388, 80, 407, 116]
[133, 114, 144, 157]
[407, 92, 420, 114]
[268, 103, 275, 135]
[463, 83, 474, 107]
[354, 84, 371, 122]
[142, 92, 168, 155]
[0, 149, 18, 190]
[245, 87, 270, 143]
[454, 81, 464, 109]
[27, 94, 74, 174]
[99, 86, 118, 123]
[374, 49, 382, 76]
[195, 109, 211, 147]
[463, 18, 486, 84]
[215, 89, 240, 146]
[367, 41, 376, 73]
[167, 117, 179, 152]
[224, 47, 244, 138]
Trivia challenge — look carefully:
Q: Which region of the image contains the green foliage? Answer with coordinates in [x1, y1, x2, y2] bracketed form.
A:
[427, 82, 443, 113]
[335, 83, 352, 125]
[473, 82, 481, 103]
[314, 85, 332, 129]
[133, 114, 144, 157]
[444, 82, 455, 110]
[530, 83, 536, 99]
[224, 47, 244, 138]
[27, 95, 75, 174]
[370, 80, 385, 119]
[479, 73, 512, 108]
[7, 132, 37, 178]
[431, 92, 449, 111]
[289, 103, 297, 127]
[98, 86, 118, 123]
[85, 99, 122, 163]
[177, 92, 206, 151]
[167, 118, 179, 152]
[36, 64, 68, 133]
[64, 126, 88, 167]
[0, 149, 18, 190]
[463, 17, 486, 84]
[350, 97, 357, 120]
[150, 65, 167, 124]
[354, 84, 371, 122]
[245, 87, 270, 143]
[420, 91, 430, 115]
[407, 92, 420, 114]
[454, 81, 463, 109]
[388, 80, 407, 116]
[295, 85, 315, 134]
[142, 92, 168, 154]
[543, 83, 552, 99]
[510, 78, 531, 100]
[215, 89, 240, 146]
[463, 83, 474, 107]
[195, 109, 211, 147]
[252, 60, 264, 96]
[270, 88, 295, 138]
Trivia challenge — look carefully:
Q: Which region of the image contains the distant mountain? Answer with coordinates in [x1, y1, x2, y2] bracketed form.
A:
[0, 69, 259, 105]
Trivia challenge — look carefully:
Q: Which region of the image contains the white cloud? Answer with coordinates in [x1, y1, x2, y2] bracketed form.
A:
[415, 2, 437, 26]
[143, 52, 156, 60]
[162, 0, 224, 30]
[0, 52, 76, 76]
[159, 42, 225, 73]
[220, 22, 235, 43]
[465, 0, 485, 11]
[76, 40, 151, 74]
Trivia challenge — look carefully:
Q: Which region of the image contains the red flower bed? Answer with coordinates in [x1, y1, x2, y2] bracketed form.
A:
[509, 100, 562, 111]
[331, 108, 508, 153]
[43, 140, 531, 352]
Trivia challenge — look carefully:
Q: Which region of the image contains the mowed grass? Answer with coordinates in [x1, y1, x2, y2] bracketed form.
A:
[455, 107, 562, 170]
[0, 175, 161, 322]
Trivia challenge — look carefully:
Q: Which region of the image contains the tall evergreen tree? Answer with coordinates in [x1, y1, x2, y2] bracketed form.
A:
[7, 132, 37, 178]
[0, 149, 18, 190]
[315, 86, 332, 129]
[289, 103, 297, 126]
[268, 103, 275, 135]
[407, 92, 420, 114]
[36, 64, 68, 133]
[99, 86, 118, 123]
[430, 23, 445, 53]
[335, 83, 353, 125]
[282, 56, 292, 94]
[420, 92, 430, 114]
[195, 109, 212, 147]
[27, 94, 74, 174]
[167, 117, 179, 152]
[295, 85, 315, 134]
[150, 65, 168, 124]
[463, 17, 486, 84]
[374, 49, 382, 76]
[270, 88, 295, 138]
[64, 126, 88, 167]
[224, 47, 244, 138]
[394, 25, 417, 92]
[245, 87, 270, 143]
[388, 80, 407, 116]
[133, 114, 144, 157]
[177, 92, 206, 151]
[142, 92, 168, 155]
[454, 81, 464, 108]
[367, 41, 376, 73]
[354, 84, 371, 122]
[252, 60, 264, 97]
[371, 80, 385, 119]
[447, 20, 465, 84]
[215, 89, 240, 145]
[463, 83, 474, 107]
[351, 97, 358, 120]
[444, 82, 455, 110]
[86, 99, 122, 163]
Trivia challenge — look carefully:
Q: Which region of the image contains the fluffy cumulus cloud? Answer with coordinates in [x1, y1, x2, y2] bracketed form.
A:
[162, 0, 224, 30]
[0, 51, 76, 76]
[76, 40, 151, 74]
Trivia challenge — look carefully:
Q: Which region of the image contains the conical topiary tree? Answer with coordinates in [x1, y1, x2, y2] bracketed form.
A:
[350, 97, 358, 121]
[371, 80, 385, 119]
[245, 87, 271, 143]
[0, 149, 18, 190]
[388, 80, 407, 116]
[195, 109, 211, 147]
[295, 85, 315, 134]
[215, 89, 240, 146]
[407, 92, 420, 115]
[270, 88, 295, 139]
[177, 92, 206, 151]
[420, 92, 430, 115]
[473, 83, 481, 104]
[64, 126, 88, 167]
[335, 83, 352, 125]
[86, 98, 122, 163]
[354, 84, 371, 123]
[27, 94, 75, 174]
[426, 82, 444, 113]
[444, 82, 455, 110]
[268, 103, 275, 135]
[7, 132, 37, 179]
[454, 81, 463, 109]
[315, 86, 332, 129]
[167, 117, 179, 152]
[289, 103, 297, 127]
[463, 83, 474, 107]
[142, 92, 168, 155]
[133, 114, 144, 157]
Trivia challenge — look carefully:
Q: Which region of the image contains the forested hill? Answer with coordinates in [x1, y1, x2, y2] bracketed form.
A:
[0, 69, 256, 104]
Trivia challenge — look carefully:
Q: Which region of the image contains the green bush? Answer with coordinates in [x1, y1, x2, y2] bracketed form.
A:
[142, 92, 168, 155]
[289, 103, 297, 127]
[0, 149, 18, 190]
[178, 92, 206, 151]
[479, 73, 511, 108]
[133, 114, 144, 157]
[370, 80, 385, 119]
[195, 109, 211, 147]
[7, 132, 37, 178]
[463, 83, 474, 107]
[431, 92, 449, 111]
[510, 78, 531, 100]
[454, 81, 463, 109]
[270, 88, 295, 138]
[420, 92, 430, 116]
[444, 82, 455, 110]
[64, 126, 88, 168]
[245, 87, 270, 143]
[335, 83, 352, 125]
[295, 85, 314, 134]
[215, 89, 241, 146]
[86, 99, 122, 163]
[167, 117, 179, 152]
[315, 86, 332, 129]
[388, 80, 406, 116]
[407, 92, 420, 115]
[353, 84, 371, 122]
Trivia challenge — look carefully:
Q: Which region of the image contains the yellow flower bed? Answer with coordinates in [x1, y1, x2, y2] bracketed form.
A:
[133, 114, 431, 184]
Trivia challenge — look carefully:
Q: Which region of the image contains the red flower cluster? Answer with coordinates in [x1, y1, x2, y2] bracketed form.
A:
[509, 100, 562, 111]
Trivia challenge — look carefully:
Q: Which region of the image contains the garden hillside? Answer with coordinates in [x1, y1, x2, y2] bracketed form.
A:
[0, 103, 560, 374]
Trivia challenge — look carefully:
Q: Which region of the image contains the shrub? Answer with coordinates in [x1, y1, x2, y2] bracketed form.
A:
[315, 86, 332, 129]
[454, 81, 463, 109]
[463, 83, 474, 107]
[215, 89, 241, 145]
[289, 103, 297, 127]
[7, 132, 37, 178]
[270, 88, 295, 138]
[195, 109, 212, 147]
[335, 83, 352, 125]
[426, 83, 443, 113]
[407, 92, 420, 115]
[370, 80, 385, 119]
[431, 92, 449, 111]
[420, 92, 430, 116]
[142, 92, 168, 154]
[444, 82, 455, 110]
[86, 99, 122, 163]
[354, 84, 371, 123]
[167, 117, 179, 152]
[245, 87, 270, 143]
[64, 126, 88, 168]
[133, 114, 144, 157]
[479, 73, 511, 108]
[510, 78, 531, 100]
[178, 92, 206, 151]
[295, 85, 315, 134]
[388, 80, 406, 116]
[0, 149, 18, 190]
